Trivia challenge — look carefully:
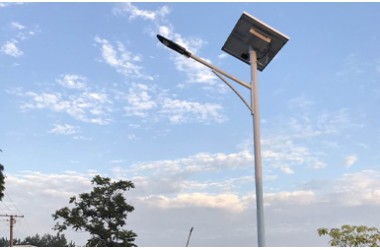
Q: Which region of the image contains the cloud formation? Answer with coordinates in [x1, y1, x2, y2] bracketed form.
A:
[113, 3, 221, 90]
[113, 2, 170, 21]
[11, 74, 226, 126]
[21, 90, 112, 125]
[140, 193, 246, 213]
[1, 40, 23, 57]
[16, 74, 112, 125]
[4, 168, 380, 246]
[1, 21, 39, 58]
[345, 154, 357, 168]
[48, 123, 79, 135]
[94, 36, 152, 80]
[124, 83, 158, 118]
[122, 83, 226, 124]
[57, 74, 87, 90]
[160, 98, 225, 124]
[0, 2, 24, 8]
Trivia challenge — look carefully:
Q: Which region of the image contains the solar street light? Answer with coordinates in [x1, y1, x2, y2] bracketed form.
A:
[157, 11, 289, 247]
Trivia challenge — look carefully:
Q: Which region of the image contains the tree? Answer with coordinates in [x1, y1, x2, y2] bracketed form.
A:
[0, 163, 5, 201]
[0, 237, 20, 247]
[20, 233, 75, 247]
[318, 224, 380, 247]
[53, 175, 137, 247]
[0, 234, 74, 247]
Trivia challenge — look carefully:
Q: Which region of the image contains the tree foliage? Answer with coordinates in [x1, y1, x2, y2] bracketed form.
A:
[318, 224, 380, 247]
[21, 233, 75, 247]
[0, 237, 20, 247]
[53, 175, 137, 247]
[0, 163, 5, 201]
[0, 234, 74, 247]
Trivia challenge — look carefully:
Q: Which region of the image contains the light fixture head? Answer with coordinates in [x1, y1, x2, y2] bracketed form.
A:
[157, 34, 192, 58]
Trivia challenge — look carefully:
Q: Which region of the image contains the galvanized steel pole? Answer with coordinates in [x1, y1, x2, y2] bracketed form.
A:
[250, 48, 265, 247]
[156, 34, 267, 247]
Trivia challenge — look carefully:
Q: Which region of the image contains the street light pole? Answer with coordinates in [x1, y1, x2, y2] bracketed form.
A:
[157, 34, 265, 246]
[249, 48, 265, 247]
[156, 12, 288, 247]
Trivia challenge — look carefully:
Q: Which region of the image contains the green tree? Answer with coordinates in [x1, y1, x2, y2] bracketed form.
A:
[0, 234, 74, 247]
[0, 163, 5, 201]
[0, 237, 21, 247]
[318, 225, 380, 247]
[53, 175, 137, 247]
[20, 233, 75, 247]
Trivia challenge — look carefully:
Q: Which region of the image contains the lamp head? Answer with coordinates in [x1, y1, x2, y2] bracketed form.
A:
[157, 34, 192, 58]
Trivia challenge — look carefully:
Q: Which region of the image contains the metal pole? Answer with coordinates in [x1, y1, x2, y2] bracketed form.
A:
[190, 54, 251, 89]
[186, 227, 194, 247]
[10, 215, 14, 247]
[250, 48, 265, 247]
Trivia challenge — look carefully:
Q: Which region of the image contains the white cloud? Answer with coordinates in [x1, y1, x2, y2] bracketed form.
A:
[121, 83, 226, 124]
[345, 154, 357, 168]
[218, 53, 228, 59]
[124, 83, 158, 118]
[264, 105, 364, 175]
[57, 74, 87, 89]
[4, 21, 39, 58]
[119, 150, 253, 198]
[288, 95, 314, 110]
[330, 170, 380, 206]
[1, 40, 23, 57]
[160, 98, 226, 124]
[138, 150, 252, 173]
[140, 193, 246, 213]
[279, 166, 295, 175]
[94, 36, 152, 80]
[286, 104, 362, 139]
[48, 123, 79, 135]
[113, 3, 170, 21]
[335, 53, 367, 77]
[0, 2, 24, 8]
[265, 190, 316, 206]
[12, 79, 225, 127]
[11, 21, 25, 30]
[262, 136, 327, 173]
[12, 74, 113, 125]
[21, 90, 112, 125]
[173, 54, 218, 85]
[158, 25, 171, 38]
[22, 92, 66, 110]
[127, 134, 136, 140]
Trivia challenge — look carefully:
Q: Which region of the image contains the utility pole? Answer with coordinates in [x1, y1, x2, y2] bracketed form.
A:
[186, 227, 194, 247]
[0, 214, 24, 247]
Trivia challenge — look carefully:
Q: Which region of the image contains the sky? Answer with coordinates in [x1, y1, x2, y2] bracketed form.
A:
[1, 1, 380, 247]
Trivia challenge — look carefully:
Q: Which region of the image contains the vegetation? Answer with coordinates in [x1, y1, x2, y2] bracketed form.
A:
[0, 233, 74, 247]
[0, 163, 5, 201]
[318, 224, 380, 247]
[53, 175, 137, 247]
[0, 237, 18, 247]
[21, 233, 75, 247]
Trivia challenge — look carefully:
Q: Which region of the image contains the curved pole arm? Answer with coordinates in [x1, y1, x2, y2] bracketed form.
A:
[190, 54, 251, 89]
[157, 34, 250, 90]
[212, 70, 253, 114]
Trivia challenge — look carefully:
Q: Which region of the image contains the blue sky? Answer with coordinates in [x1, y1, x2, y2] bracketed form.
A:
[1, 2, 380, 247]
